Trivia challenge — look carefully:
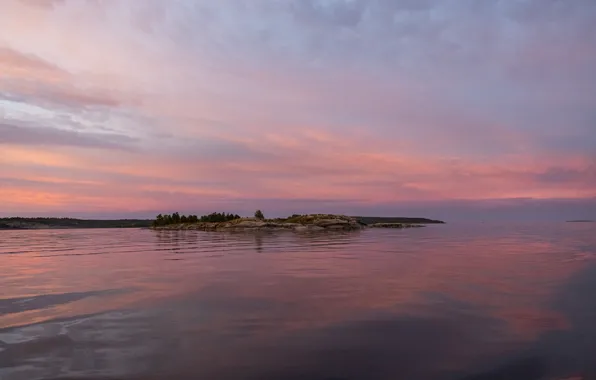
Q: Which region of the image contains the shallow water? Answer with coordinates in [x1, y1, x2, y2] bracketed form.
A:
[1, 223, 595, 380]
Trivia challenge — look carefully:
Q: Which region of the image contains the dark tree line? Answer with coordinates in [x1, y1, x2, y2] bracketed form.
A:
[153, 212, 241, 226]
[199, 212, 241, 223]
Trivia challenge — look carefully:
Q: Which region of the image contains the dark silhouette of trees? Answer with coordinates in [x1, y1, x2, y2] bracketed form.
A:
[199, 212, 240, 222]
[254, 210, 265, 220]
[152, 212, 241, 226]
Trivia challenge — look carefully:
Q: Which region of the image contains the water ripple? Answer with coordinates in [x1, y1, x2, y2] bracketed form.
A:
[0, 224, 595, 380]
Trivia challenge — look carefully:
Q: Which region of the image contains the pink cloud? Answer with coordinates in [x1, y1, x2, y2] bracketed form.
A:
[1, 0, 595, 218]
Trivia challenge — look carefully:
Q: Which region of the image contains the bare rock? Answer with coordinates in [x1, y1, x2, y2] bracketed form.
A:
[314, 218, 349, 227]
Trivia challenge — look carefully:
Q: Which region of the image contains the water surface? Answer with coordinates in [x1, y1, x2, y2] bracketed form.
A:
[1, 223, 595, 379]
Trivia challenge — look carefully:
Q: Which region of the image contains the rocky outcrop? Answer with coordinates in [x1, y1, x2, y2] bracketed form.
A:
[151, 215, 363, 232]
[368, 223, 425, 228]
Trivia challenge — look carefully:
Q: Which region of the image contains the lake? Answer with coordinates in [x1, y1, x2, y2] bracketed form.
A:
[1, 223, 595, 380]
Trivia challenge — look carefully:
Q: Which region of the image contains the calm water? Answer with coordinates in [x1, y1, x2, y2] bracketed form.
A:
[1, 223, 595, 380]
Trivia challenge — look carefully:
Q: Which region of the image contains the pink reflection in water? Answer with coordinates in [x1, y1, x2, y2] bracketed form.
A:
[0, 223, 595, 379]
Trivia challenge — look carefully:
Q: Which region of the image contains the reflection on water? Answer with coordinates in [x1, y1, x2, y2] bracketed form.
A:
[0, 223, 595, 380]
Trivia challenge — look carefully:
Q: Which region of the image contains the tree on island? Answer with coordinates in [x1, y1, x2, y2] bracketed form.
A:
[254, 210, 265, 220]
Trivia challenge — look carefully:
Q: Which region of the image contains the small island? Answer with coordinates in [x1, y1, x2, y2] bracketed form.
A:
[151, 211, 442, 232]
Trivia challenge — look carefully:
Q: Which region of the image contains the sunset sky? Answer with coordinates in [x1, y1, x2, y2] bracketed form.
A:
[1, 0, 595, 221]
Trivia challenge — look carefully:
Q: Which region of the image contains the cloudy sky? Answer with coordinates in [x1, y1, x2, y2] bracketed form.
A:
[1, 0, 595, 220]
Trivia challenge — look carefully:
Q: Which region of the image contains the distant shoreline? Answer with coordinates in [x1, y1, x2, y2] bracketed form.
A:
[0, 218, 152, 230]
[1, 216, 445, 230]
[566, 220, 595, 223]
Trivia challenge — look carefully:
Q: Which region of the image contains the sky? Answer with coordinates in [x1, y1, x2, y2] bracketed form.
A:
[0, 0, 595, 221]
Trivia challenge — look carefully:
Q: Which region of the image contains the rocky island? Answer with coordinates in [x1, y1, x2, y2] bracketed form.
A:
[152, 213, 363, 232]
[151, 211, 439, 232]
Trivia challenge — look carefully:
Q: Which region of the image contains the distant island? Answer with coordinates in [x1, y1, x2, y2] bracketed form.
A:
[566, 220, 595, 223]
[355, 216, 445, 225]
[150, 211, 445, 232]
[0, 217, 152, 230]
